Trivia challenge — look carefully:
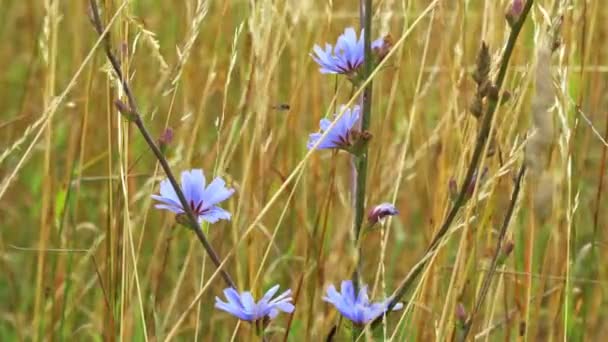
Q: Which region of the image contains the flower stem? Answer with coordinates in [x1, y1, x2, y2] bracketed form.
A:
[87, 0, 235, 288]
[375, 0, 535, 325]
[352, 0, 374, 291]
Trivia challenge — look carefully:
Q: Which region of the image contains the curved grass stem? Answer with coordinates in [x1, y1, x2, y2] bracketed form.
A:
[459, 163, 526, 340]
[375, 0, 535, 326]
[87, 0, 235, 289]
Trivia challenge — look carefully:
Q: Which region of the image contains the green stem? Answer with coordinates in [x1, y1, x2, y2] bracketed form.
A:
[374, 0, 535, 325]
[352, 0, 373, 292]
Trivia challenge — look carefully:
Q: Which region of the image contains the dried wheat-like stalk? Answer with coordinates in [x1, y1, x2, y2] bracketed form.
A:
[525, 39, 554, 174]
[525, 18, 560, 220]
[128, 15, 169, 71]
[158, 0, 209, 96]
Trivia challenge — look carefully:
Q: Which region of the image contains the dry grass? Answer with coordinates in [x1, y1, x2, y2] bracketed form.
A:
[1, 0, 607, 340]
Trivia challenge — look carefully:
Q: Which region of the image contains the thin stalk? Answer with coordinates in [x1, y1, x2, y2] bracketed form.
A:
[458, 164, 526, 341]
[87, 0, 235, 288]
[375, 0, 534, 323]
[352, 0, 374, 290]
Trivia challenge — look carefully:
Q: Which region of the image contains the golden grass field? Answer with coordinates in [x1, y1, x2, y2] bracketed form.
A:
[1, 0, 608, 340]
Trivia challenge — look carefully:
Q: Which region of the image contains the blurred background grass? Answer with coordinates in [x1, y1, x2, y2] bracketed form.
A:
[1, 0, 607, 340]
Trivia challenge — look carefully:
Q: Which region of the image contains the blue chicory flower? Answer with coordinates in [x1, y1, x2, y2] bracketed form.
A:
[307, 105, 361, 151]
[323, 280, 403, 325]
[151, 169, 234, 224]
[215, 285, 295, 322]
[311, 27, 386, 75]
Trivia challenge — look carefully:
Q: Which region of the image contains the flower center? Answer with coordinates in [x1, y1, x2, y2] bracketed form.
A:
[189, 200, 206, 215]
[332, 130, 354, 148]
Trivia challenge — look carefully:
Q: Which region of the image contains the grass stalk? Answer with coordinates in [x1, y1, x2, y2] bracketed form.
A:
[379, 0, 535, 321]
[87, 0, 235, 289]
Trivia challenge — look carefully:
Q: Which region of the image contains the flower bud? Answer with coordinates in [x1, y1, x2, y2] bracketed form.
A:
[502, 240, 514, 257]
[114, 99, 137, 121]
[449, 178, 458, 201]
[455, 303, 467, 324]
[347, 130, 373, 156]
[175, 213, 192, 228]
[497, 239, 515, 265]
[158, 127, 174, 154]
[465, 167, 488, 198]
[368, 203, 399, 225]
[472, 42, 491, 88]
[506, 0, 524, 27]
[373, 34, 393, 62]
[469, 95, 483, 118]
[511, 0, 524, 16]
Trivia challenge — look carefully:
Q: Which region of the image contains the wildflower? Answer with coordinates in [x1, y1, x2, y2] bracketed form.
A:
[215, 285, 295, 322]
[323, 280, 403, 325]
[308, 105, 369, 152]
[311, 27, 386, 76]
[152, 169, 234, 224]
[368, 203, 399, 225]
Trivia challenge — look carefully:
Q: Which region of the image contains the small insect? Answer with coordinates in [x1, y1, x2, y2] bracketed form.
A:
[272, 103, 290, 111]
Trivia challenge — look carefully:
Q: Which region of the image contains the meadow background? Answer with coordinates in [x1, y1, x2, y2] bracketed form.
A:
[1, 0, 607, 340]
